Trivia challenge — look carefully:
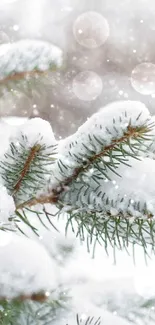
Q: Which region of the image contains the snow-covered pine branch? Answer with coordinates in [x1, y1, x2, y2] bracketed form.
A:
[15, 100, 152, 209]
[0, 118, 57, 205]
[1, 100, 155, 255]
[1, 100, 155, 324]
[0, 39, 63, 83]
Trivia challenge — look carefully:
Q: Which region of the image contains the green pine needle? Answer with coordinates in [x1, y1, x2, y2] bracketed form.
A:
[0, 135, 56, 203]
[76, 314, 101, 325]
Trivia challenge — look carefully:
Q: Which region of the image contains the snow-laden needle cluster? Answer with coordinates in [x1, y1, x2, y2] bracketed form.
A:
[0, 100, 155, 325]
[0, 39, 63, 82]
[1, 100, 155, 241]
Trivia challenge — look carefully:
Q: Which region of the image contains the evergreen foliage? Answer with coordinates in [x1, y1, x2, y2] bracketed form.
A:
[0, 38, 155, 325]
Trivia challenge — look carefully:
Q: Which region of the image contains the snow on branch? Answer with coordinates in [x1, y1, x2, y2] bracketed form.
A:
[0, 118, 57, 204]
[0, 39, 63, 84]
[15, 101, 152, 209]
[1, 100, 155, 254]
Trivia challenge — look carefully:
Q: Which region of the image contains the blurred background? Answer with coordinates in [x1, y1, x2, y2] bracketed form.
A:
[0, 0, 155, 138]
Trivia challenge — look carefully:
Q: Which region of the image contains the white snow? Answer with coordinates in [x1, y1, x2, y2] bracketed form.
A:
[47, 100, 151, 190]
[14, 203, 155, 324]
[103, 157, 155, 217]
[0, 103, 155, 324]
[11, 117, 57, 148]
[53, 309, 132, 325]
[45, 101, 155, 219]
[1, 0, 155, 323]
[0, 184, 15, 226]
[0, 39, 63, 80]
[2, 116, 28, 126]
[63, 156, 155, 218]
[14, 208, 138, 325]
[140, 115, 155, 159]
[0, 232, 58, 299]
[60, 100, 150, 164]
[76, 100, 150, 149]
[0, 118, 29, 159]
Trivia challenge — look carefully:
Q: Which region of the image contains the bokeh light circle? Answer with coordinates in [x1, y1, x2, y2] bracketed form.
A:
[131, 62, 155, 95]
[73, 11, 110, 49]
[73, 70, 103, 101]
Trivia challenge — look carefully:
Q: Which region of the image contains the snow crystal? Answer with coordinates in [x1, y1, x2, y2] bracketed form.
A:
[0, 39, 63, 80]
[0, 232, 58, 299]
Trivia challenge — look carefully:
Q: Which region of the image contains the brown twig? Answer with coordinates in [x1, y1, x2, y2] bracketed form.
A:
[0, 292, 49, 303]
[16, 125, 148, 210]
[0, 69, 49, 85]
[0, 62, 63, 85]
[12, 144, 41, 196]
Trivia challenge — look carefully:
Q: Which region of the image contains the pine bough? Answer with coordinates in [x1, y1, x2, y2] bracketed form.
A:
[0, 40, 155, 324]
[0, 39, 63, 97]
[0, 101, 155, 279]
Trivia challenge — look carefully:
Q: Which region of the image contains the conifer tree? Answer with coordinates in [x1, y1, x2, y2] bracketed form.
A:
[0, 39, 155, 325]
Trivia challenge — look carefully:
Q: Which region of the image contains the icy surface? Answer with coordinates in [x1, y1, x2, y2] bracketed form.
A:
[0, 39, 63, 80]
